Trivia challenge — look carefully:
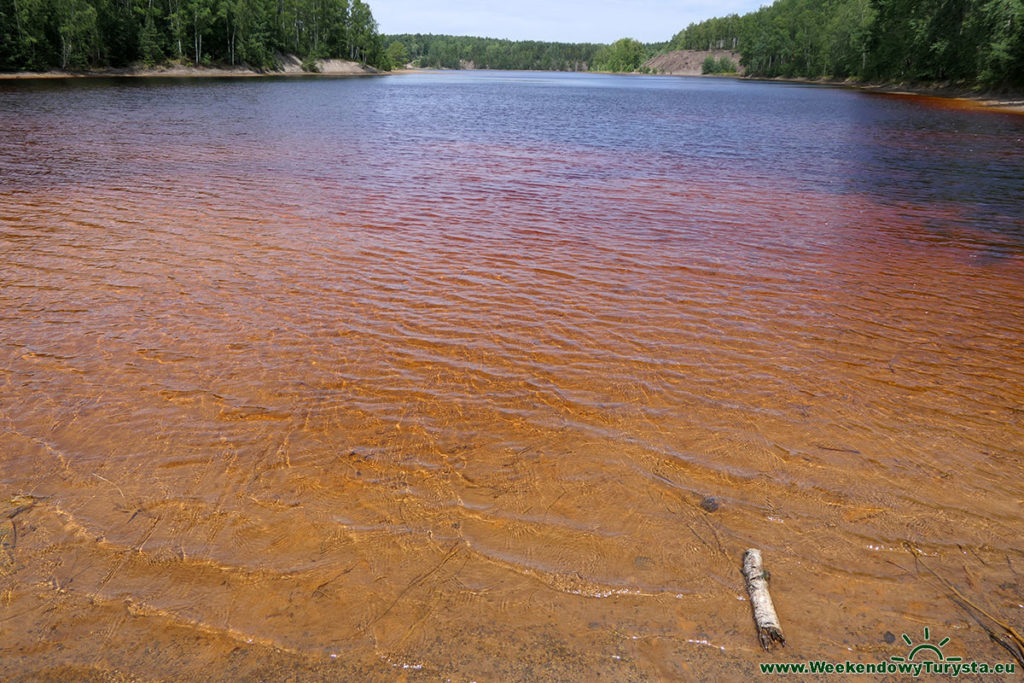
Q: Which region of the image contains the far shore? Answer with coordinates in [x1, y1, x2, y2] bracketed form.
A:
[3, 61, 1021, 114]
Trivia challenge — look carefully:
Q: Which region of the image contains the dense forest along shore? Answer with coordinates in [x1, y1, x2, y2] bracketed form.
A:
[0, 54, 381, 79]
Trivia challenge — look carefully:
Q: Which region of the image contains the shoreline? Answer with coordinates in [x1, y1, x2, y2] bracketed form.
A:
[4, 63, 1022, 114]
[740, 74, 1024, 114]
[0, 56, 384, 80]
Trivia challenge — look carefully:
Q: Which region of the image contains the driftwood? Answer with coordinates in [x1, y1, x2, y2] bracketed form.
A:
[743, 548, 786, 651]
[907, 543, 1024, 667]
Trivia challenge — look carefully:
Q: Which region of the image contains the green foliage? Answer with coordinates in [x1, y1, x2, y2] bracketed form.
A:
[137, 7, 164, 66]
[671, 13, 744, 52]
[975, 0, 1024, 86]
[702, 55, 737, 74]
[592, 37, 644, 72]
[385, 39, 406, 67]
[0, 0, 389, 70]
[866, 0, 1024, 86]
[3, 0, 59, 70]
[55, 0, 99, 69]
[665, 0, 1023, 88]
[385, 33, 605, 71]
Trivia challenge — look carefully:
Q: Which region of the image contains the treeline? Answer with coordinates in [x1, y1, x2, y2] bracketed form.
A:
[668, 0, 1024, 88]
[591, 37, 667, 73]
[0, 0, 390, 71]
[383, 34, 606, 71]
[383, 34, 673, 73]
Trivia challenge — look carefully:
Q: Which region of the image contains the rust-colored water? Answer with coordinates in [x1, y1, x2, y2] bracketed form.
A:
[1, 73, 1023, 680]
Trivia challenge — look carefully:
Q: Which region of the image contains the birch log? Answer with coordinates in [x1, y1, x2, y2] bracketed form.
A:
[742, 548, 786, 651]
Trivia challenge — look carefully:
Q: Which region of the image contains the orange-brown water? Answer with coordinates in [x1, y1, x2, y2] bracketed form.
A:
[1, 73, 1023, 680]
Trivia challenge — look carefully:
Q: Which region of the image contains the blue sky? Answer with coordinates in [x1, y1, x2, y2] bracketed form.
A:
[370, 1, 770, 44]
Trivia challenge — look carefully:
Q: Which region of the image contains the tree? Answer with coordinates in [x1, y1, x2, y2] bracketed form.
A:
[137, 4, 164, 65]
[385, 38, 406, 67]
[347, 0, 373, 62]
[824, 0, 874, 77]
[975, 0, 1024, 86]
[702, 54, 737, 74]
[55, 0, 98, 68]
[4, 0, 54, 69]
[185, 0, 212, 64]
[592, 37, 644, 72]
[381, 33, 606, 72]
[665, 0, 1023, 86]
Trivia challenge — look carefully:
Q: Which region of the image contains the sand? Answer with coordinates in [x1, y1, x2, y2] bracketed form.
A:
[0, 54, 379, 79]
[644, 49, 745, 76]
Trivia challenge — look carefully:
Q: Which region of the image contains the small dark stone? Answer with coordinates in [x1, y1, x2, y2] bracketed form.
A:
[699, 496, 720, 512]
[633, 555, 654, 569]
[883, 631, 896, 644]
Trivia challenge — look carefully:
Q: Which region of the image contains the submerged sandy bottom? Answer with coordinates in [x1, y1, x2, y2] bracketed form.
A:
[1, 75, 1023, 680]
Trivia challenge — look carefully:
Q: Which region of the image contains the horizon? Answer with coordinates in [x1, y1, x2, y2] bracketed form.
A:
[371, 0, 770, 44]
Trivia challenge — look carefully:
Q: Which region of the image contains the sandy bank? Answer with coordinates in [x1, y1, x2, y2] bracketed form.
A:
[0, 54, 380, 80]
[644, 49, 745, 76]
[855, 82, 1024, 114]
[744, 75, 1024, 114]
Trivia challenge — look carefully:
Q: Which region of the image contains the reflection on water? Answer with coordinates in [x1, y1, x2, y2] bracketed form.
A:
[1, 72, 1023, 680]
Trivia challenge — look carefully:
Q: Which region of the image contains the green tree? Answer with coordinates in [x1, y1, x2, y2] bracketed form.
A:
[55, 0, 98, 68]
[975, 0, 1024, 85]
[167, 0, 186, 60]
[385, 38, 406, 66]
[231, 0, 274, 68]
[592, 37, 644, 72]
[0, 0, 392, 70]
[5, 0, 54, 69]
[824, 0, 874, 77]
[347, 0, 372, 61]
[137, 5, 163, 64]
[384, 33, 605, 72]
[661, 0, 1023, 87]
[702, 54, 737, 74]
[185, 0, 212, 63]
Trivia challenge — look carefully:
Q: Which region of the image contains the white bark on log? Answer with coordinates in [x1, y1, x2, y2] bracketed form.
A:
[743, 548, 786, 651]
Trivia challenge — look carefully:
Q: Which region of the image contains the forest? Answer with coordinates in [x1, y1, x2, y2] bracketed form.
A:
[0, 0, 390, 70]
[384, 1, 1023, 89]
[381, 34, 606, 72]
[2, 0, 1021, 89]
[669, 0, 1024, 88]
[382, 33, 671, 73]
[382, 34, 672, 73]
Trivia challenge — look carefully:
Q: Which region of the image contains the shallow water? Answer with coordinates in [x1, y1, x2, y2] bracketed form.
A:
[1, 71, 1023, 680]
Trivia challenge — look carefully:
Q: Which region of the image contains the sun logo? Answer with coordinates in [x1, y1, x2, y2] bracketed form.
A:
[890, 627, 963, 663]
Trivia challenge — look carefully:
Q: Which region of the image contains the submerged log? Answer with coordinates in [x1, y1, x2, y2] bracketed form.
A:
[743, 548, 786, 651]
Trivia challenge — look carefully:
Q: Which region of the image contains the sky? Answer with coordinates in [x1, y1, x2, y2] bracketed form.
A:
[370, 1, 770, 44]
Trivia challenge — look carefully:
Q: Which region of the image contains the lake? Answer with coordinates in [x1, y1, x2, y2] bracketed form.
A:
[1, 71, 1022, 679]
